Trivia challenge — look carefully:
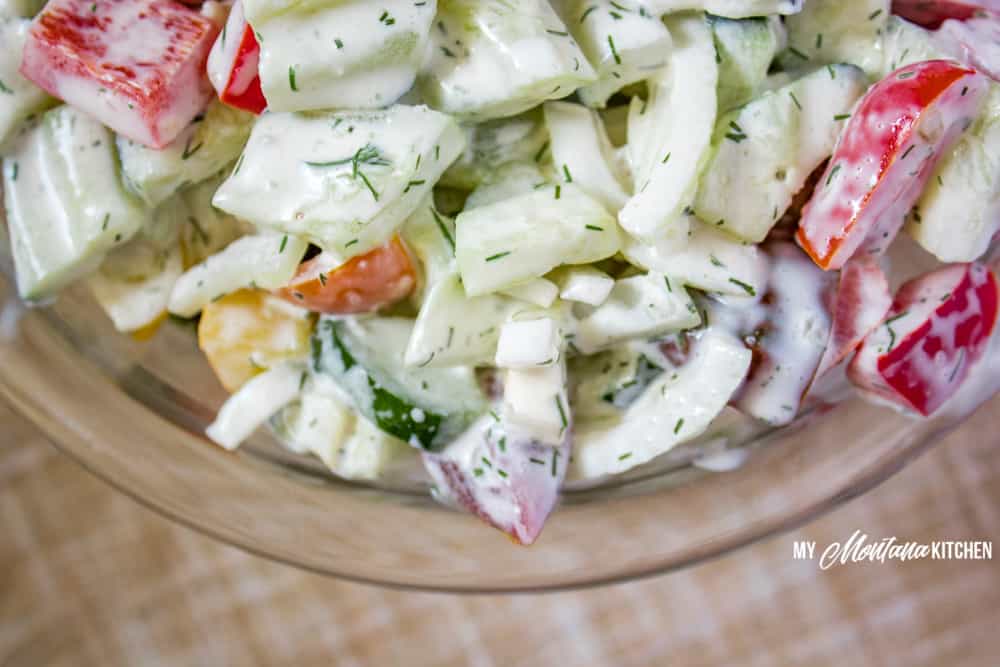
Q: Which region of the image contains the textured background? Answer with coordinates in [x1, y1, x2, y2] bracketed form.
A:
[2, 398, 998, 666]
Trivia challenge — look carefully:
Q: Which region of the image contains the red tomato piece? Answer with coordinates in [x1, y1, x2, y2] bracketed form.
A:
[816, 257, 893, 377]
[276, 236, 417, 314]
[422, 417, 569, 546]
[797, 60, 989, 271]
[892, 0, 1000, 28]
[21, 0, 219, 149]
[848, 262, 999, 416]
[206, 0, 266, 114]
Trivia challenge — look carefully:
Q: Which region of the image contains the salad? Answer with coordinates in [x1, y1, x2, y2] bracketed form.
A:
[2, 0, 999, 545]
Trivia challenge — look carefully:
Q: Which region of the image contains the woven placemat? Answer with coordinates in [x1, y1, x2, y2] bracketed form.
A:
[2, 398, 998, 666]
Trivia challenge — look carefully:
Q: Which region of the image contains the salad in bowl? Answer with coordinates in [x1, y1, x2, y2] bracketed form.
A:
[2, 0, 999, 545]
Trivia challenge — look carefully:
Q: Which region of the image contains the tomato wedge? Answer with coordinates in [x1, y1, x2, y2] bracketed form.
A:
[797, 60, 989, 271]
[206, 0, 266, 114]
[848, 262, 999, 415]
[21, 0, 218, 149]
[276, 236, 417, 314]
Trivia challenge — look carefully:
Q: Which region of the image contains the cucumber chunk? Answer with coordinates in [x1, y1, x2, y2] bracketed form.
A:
[641, 0, 803, 18]
[710, 14, 785, 112]
[574, 272, 701, 354]
[405, 272, 517, 368]
[463, 161, 547, 211]
[877, 16, 952, 79]
[399, 199, 457, 304]
[419, 0, 596, 121]
[167, 233, 308, 318]
[118, 100, 254, 207]
[570, 329, 752, 480]
[248, 0, 435, 112]
[624, 218, 771, 298]
[88, 197, 186, 333]
[273, 382, 417, 481]
[694, 64, 867, 243]
[213, 106, 465, 256]
[0, 17, 55, 144]
[3, 106, 147, 300]
[544, 101, 630, 211]
[570, 344, 668, 421]
[782, 0, 888, 78]
[455, 184, 621, 296]
[439, 110, 549, 190]
[552, 0, 672, 108]
[620, 14, 718, 244]
[312, 316, 487, 450]
[907, 84, 1000, 262]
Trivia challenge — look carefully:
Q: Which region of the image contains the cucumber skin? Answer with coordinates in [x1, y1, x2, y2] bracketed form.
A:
[311, 319, 480, 450]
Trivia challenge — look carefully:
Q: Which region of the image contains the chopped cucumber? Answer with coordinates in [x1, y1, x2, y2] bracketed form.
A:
[207, 362, 305, 451]
[312, 316, 487, 450]
[167, 233, 308, 318]
[570, 344, 667, 421]
[710, 15, 785, 112]
[88, 197, 186, 333]
[500, 278, 560, 308]
[544, 101, 630, 212]
[551, 265, 615, 306]
[463, 161, 547, 211]
[399, 199, 457, 304]
[574, 272, 701, 354]
[552, 0, 672, 108]
[273, 384, 417, 481]
[213, 106, 465, 257]
[641, 0, 803, 17]
[782, 0, 888, 78]
[419, 0, 596, 121]
[878, 16, 952, 79]
[503, 359, 569, 444]
[694, 64, 867, 243]
[3, 106, 147, 300]
[624, 218, 771, 298]
[621, 14, 718, 244]
[908, 84, 1000, 262]
[178, 173, 252, 269]
[0, 17, 55, 145]
[569, 329, 752, 480]
[118, 100, 255, 207]
[439, 110, 549, 189]
[405, 272, 516, 368]
[249, 0, 435, 112]
[455, 184, 621, 296]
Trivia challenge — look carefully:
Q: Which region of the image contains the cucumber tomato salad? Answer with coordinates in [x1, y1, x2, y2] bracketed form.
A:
[3, 0, 1000, 543]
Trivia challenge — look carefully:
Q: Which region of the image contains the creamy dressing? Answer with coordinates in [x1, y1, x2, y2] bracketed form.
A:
[252, 0, 435, 112]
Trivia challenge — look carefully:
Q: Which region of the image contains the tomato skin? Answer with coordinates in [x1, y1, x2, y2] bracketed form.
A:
[21, 0, 218, 148]
[796, 60, 989, 271]
[209, 0, 266, 114]
[276, 236, 417, 314]
[848, 263, 999, 416]
[892, 0, 1000, 28]
[816, 258, 893, 377]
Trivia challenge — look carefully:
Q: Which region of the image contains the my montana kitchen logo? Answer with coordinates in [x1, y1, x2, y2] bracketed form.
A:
[793, 531, 993, 570]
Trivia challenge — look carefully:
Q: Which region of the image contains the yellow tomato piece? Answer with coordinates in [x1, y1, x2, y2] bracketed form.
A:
[198, 290, 315, 392]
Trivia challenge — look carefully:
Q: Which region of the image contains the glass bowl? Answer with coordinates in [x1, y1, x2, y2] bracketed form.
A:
[1, 257, 996, 593]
